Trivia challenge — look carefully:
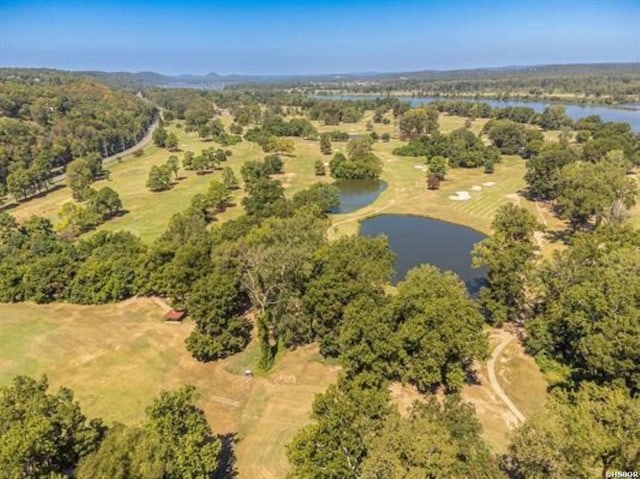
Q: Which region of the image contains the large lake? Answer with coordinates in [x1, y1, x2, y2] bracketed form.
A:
[317, 94, 640, 132]
[332, 179, 386, 214]
[360, 214, 488, 294]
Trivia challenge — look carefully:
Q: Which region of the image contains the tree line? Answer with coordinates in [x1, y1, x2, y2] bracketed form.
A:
[0, 375, 227, 478]
[0, 72, 156, 204]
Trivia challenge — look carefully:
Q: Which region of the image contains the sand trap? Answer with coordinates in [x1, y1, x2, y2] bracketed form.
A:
[449, 191, 471, 201]
[471, 185, 482, 191]
[414, 164, 428, 171]
[482, 182, 496, 187]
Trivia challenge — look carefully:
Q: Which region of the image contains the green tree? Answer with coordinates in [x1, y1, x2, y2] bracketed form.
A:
[146, 164, 172, 192]
[146, 386, 222, 479]
[166, 155, 180, 179]
[241, 178, 289, 219]
[205, 179, 230, 213]
[394, 265, 488, 391]
[6, 167, 35, 200]
[56, 201, 100, 237]
[320, 133, 332, 154]
[186, 271, 251, 361]
[182, 151, 195, 170]
[222, 167, 239, 190]
[427, 155, 448, 180]
[524, 144, 578, 200]
[263, 154, 284, 174]
[66, 158, 95, 200]
[484, 119, 529, 155]
[0, 375, 105, 478]
[287, 378, 391, 479]
[292, 182, 339, 214]
[85, 152, 105, 180]
[504, 384, 640, 479]
[399, 107, 439, 138]
[361, 397, 501, 478]
[556, 158, 637, 228]
[473, 204, 541, 324]
[165, 132, 178, 151]
[338, 294, 400, 388]
[329, 150, 383, 180]
[526, 226, 640, 392]
[239, 210, 327, 368]
[303, 236, 395, 356]
[240, 160, 269, 186]
[152, 125, 168, 147]
[86, 186, 122, 220]
[77, 424, 166, 479]
[538, 105, 571, 130]
[314, 159, 326, 176]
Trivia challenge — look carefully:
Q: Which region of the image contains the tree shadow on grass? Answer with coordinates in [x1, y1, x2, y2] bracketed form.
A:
[215, 432, 239, 479]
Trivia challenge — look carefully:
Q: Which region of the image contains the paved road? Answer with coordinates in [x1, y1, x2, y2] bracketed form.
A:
[487, 333, 526, 425]
[48, 117, 159, 186]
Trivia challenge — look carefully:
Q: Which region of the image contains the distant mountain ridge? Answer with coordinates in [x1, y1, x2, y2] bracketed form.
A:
[2, 63, 640, 89]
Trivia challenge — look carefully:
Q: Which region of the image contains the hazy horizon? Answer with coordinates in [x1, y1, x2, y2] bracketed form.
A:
[1, 0, 639, 75]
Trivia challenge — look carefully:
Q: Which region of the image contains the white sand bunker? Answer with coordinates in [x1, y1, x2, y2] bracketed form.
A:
[414, 164, 428, 171]
[449, 191, 471, 201]
[482, 181, 496, 187]
[471, 185, 482, 191]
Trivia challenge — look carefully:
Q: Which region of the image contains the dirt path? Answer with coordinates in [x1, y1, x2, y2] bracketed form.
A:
[487, 333, 526, 425]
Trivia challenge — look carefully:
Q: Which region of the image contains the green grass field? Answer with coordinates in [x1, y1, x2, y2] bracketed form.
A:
[0, 109, 559, 475]
[0, 300, 338, 479]
[0, 300, 545, 473]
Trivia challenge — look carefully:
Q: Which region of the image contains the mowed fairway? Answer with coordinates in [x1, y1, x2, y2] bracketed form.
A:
[7, 120, 265, 242]
[0, 300, 339, 478]
[6, 109, 571, 253]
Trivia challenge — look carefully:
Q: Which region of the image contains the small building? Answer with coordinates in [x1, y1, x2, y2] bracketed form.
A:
[163, 309, 186, 322]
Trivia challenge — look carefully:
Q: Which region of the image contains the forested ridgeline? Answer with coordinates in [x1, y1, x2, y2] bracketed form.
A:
[0, 70, 157, 203]
[289, 63, 640, 103]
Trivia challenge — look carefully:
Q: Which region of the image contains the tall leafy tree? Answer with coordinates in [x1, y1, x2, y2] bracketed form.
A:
[287, 378, 391, 479]
[146, 164, 172, 192]
[66, 158, 95, 200]
[526, 226, 640, 393]
[361, 397, 501, 478]
[303, 235, 394, 356]
[145, 386, 222, 479]
[0, 376, 105, 478]
[473, 204, 541, 324]
[556, 157, 637, 228]
[504, 383, 640, 479]
[185, 270, 251, 361]
[394, 265, 488, 391]
[399, 107, 439, 138]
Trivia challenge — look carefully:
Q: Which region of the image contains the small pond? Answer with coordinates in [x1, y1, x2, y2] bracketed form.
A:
[332, 179, 387, 214]
[359, 214, 488, 294]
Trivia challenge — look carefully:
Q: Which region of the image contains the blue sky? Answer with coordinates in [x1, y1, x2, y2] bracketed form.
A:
[1, 0, 638, 75]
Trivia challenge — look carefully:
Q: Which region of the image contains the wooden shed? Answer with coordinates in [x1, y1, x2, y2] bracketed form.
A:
[163, 309, 186, 322]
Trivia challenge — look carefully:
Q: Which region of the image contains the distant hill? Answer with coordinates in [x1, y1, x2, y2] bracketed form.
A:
[79, 62, 640, 90]
[2, 63, 640, 91]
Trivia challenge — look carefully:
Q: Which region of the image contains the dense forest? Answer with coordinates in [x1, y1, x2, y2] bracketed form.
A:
[1, 71, 639, 478]
[299, 63, 640, 104]
[0, 69, 156, 203]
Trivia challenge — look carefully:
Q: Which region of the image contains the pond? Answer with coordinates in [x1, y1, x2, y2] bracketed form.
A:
[359, 214, 488, 294]
[332, 179, 387, 214]
[317, 94, 640, 132]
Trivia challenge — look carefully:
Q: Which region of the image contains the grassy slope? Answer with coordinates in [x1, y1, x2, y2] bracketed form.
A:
[0, 300, 338, 479]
